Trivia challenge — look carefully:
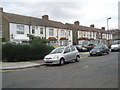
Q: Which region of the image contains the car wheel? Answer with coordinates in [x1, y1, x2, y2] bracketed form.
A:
[90, 54, 93, 56]
[107, 51, 109, 54]
[111, 50, 114, 52]
[100, 52, 103, 56]
[75, 56, 80, 62]
[59, 58, 65, 66]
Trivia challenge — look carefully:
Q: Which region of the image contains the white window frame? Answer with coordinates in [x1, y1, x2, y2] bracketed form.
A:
[61, 29, 65, 36]
[40, 28, 43, 34]
[49, 28, 54, 36]
[16, 24, 24, 34]
[68, 30, 71, 36]
[32, 26, 35, 34]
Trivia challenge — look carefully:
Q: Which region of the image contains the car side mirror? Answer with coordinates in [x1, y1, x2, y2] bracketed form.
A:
[64, 51, 68, 54]
[64, 51, 67, 54]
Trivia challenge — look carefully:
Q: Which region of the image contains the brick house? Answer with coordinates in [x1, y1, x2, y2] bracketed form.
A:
[108, 29, 120, 44]
[66, 21, 112, 45]
[1, 8, 73, 46]
[1, 7, 113, 46]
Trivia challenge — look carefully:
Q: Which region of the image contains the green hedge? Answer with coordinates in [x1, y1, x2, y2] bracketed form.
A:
[2, 43, 54, 62]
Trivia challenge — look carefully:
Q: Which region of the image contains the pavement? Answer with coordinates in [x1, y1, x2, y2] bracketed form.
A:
[0, 60, 44, 70]
[0, 52, 89, 70]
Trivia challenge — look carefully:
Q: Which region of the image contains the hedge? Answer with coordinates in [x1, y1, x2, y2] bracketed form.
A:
[2, 43, 54, 62]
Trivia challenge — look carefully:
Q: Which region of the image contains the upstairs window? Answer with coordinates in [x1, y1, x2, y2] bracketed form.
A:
[49, 28, 54, 36]
[68, 31, 71, 36]
[84, 31, 86, 37]
[32, 26, 35, 34]
[61, 30, 65, 36]
[40, 28, 43, 34]
[17, 24, 24, 34]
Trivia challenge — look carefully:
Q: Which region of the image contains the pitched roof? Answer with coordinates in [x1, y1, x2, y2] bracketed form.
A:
[65, 23, 108, 33]
[3, 12, 67, 29]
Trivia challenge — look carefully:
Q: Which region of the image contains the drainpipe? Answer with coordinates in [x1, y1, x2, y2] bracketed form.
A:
[29, 17, 31, 35]
[45, 23, 47, 39]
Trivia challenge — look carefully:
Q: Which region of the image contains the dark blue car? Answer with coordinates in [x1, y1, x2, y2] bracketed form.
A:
[90, 44, 109, 56]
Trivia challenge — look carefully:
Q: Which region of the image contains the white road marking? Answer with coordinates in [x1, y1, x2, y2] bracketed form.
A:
[81, 56, 88, 59]
[82, 66, 88, 68]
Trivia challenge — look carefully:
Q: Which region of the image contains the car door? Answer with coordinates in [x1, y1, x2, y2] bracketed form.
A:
[102, 46, 106, 53]
[102, 45, 107, 53]
[105, 45, 109, 52]
[64, 47, 71, 61]
[70, 46, 77, 60]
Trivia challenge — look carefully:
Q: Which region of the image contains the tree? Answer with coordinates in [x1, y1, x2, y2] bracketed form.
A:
[27, 34, 50, 44]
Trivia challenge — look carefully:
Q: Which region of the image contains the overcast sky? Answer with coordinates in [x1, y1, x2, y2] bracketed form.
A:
[0, 0, 119, 30]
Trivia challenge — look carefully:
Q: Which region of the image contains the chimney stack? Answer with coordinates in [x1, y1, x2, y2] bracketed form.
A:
[0, 7, 3, 12]
[74, 21, 80, 25]
[42, 15, 49, 20]
[0, 7, 3, 14]
[101, 27, 105, 30]
[90, 24, 95, 28]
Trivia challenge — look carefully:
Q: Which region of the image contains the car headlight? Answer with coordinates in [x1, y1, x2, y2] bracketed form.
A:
[97, 50, 100, 52]
[53, 56, 59, 59]
[83, 48, 85, 50]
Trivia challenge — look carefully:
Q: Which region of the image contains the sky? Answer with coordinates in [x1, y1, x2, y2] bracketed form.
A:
[0, 0, 119, 30]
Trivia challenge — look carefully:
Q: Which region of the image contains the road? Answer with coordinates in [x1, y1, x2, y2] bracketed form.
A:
[2, 52, 118, 88]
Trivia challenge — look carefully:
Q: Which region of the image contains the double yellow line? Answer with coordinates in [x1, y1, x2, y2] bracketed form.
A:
[0, 68, 34, 72]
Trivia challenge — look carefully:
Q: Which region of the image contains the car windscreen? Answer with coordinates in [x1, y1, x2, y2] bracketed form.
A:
[93, 46, 102, 49]
[113, 41, 120, 44]
[50, 47, 64, 54]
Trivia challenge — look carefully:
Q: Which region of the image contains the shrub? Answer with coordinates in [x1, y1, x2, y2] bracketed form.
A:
[2, 43, 54, 62]
[2, 35, 54, 62]
[2, 38, 7, 42]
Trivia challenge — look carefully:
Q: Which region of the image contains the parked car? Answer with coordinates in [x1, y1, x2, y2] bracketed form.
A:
[90, 44, 109, 56]
[44, 46, 80, 65]
[74, 45, 87, 52]
[111, 42, 120, 52]
[84, 44, 95, 51]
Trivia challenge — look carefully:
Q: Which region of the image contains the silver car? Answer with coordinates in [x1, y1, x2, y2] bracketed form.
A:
[44, 46, 80, 65]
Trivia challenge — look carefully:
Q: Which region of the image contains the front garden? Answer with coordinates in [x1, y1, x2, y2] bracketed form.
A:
[2, 35, 54, 62]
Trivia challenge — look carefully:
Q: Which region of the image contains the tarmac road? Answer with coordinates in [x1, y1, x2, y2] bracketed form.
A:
[2, 52, 118, 88]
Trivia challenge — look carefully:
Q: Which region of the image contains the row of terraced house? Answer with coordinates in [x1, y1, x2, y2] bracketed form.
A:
[0, 8, 113, 46]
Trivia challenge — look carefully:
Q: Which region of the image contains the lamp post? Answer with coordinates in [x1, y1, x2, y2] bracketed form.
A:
[107, 17, 111, 44]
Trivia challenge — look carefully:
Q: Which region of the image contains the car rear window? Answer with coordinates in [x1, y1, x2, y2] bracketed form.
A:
[70, 46, 76, 51]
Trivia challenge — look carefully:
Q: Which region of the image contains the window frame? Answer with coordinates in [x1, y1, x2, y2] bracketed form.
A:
[32, 26, 35, 34]
[61, 29, 65, 36]
[49, 28, 54, 36]
[16, 24, 24, 34]
[40, 28, 43, 34]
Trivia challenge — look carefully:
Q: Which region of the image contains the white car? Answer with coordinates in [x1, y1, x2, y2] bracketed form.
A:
[43, 46, 80, 65]
[111, 44, 120, 52]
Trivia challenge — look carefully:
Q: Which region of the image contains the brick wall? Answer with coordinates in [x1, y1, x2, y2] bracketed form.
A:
[2, 15, 10, 41]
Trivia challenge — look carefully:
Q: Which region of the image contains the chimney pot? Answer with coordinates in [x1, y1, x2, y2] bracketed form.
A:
[42, 15, 49, 20]
[101, 27, 105, 30]
[74, 21, 80, 25]
[90, 24, 95, 28]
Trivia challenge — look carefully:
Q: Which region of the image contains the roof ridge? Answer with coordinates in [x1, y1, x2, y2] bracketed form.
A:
[3, 12, 66, 26]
